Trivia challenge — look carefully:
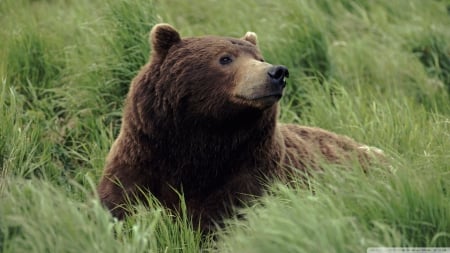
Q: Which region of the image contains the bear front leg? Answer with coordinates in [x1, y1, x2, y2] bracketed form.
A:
[190, 170, 267, 232]
[97, 175, 130, 219]
[97, 165, 152, 219]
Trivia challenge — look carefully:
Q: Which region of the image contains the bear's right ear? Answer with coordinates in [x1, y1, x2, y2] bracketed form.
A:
[150, 23, 181, 59]
[242, 31, 258, 46]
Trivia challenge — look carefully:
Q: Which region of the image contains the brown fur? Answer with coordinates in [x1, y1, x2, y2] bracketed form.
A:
[97, 24, 382, 232]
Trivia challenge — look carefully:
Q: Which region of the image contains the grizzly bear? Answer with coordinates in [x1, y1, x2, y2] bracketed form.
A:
[98, 23, 382, 232]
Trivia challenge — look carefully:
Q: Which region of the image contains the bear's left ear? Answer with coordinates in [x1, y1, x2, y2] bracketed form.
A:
[242, 31, 258, 46]
[150, 23, 181, 59]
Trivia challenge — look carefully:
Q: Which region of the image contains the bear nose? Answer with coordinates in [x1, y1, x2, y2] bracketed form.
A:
[268, 65, 289, 88]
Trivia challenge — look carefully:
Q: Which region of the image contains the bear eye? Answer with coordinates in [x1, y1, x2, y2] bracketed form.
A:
[219, 56, 233, 65]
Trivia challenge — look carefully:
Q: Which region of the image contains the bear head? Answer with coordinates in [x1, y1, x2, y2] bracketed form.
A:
[141, 24, 289, 129]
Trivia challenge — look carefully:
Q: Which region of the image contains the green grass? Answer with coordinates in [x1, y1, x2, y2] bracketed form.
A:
[1, 0, 449, 252]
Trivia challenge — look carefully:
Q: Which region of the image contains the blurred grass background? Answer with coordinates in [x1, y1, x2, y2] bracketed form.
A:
[0, 0, 449, 252]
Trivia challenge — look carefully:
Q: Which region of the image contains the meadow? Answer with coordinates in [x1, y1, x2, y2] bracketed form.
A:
[0, 0, 449, 252]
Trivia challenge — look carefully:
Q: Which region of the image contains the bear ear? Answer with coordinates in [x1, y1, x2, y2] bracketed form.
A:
[150, 23, 181, 59]
[242, 31, 258, 46]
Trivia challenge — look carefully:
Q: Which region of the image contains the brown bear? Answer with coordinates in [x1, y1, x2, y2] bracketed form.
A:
[97, 23, 382, 232]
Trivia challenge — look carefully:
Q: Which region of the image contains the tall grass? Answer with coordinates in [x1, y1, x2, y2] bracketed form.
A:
[1, 0, 449, 252]
[0, 178, 204, 252]
[217, 164, 450, 252]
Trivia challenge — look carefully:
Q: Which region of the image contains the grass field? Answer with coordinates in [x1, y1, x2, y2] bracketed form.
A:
[1, 0, 449, 252]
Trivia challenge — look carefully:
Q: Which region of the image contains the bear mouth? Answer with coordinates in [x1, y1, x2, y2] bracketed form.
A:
[248, 93, 282, 101]
[254, 94, 282, 101]
[236, 93, 283, 108]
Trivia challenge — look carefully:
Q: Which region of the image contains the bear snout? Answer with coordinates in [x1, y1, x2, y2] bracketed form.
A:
[268, 65, 289, 88]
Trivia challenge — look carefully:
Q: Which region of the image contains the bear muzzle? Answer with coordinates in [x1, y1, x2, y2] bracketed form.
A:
[232, 63, 289, 109]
